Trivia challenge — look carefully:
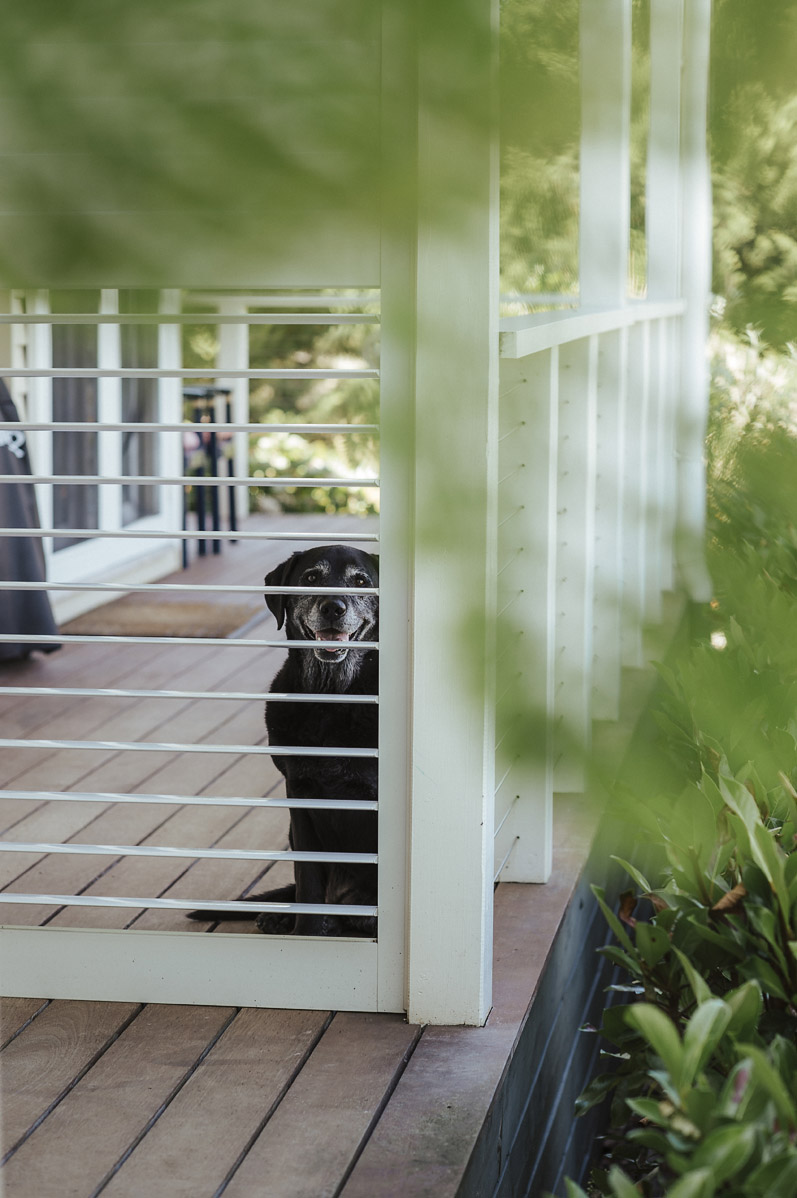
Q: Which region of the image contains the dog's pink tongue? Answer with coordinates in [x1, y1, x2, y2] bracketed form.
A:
[316, 630, 350, 650]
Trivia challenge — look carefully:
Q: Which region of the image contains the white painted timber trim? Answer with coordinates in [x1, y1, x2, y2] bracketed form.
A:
[499, 301, 685, 360]
[0, 927, 382, 1011]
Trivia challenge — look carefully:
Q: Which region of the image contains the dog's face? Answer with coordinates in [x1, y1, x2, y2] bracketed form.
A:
[265, 545, 379, 663]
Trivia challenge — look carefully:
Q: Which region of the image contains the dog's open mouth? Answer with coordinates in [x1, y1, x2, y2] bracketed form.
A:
[309, 626, 358, 660]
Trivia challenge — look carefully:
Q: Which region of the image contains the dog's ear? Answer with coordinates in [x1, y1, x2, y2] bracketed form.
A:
[264, 555, 297, 630]
[368, 553, 379, 578]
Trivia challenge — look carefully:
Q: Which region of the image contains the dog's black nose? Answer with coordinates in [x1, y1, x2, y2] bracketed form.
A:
[318, 596, 347, 621]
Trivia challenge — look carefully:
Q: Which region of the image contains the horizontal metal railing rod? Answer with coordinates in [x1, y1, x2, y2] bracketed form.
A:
[0, 841, 378, 865]
[0, 893, 377, 916]
[0, 581, 378, 596]
[0, 527, 379, 543]
[0, 686, 378, 704]
[10, 422, 379, 435]
[0, 633, 379, 650]
[0, 789, 379, 811]
[0, 737, 379, 758]
[0, 474, 379, 489]
[0, 313, 378, 326]
[1, 367, 379, 380]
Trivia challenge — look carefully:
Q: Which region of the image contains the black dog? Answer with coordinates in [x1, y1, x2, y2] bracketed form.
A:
[190, 544, 378, 936]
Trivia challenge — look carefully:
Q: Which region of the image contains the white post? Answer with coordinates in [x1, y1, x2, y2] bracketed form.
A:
[375, 0, 415, 1014]
[98, 289, 122, 532]
[25, 291, 53, 567]
[622, 320, 650, 668]
[554, 336, 598, 792]
[406, 0, 498, 1025]
[577, 0, 631, 728]
[647, 0, 685, 599]
[495, 350, 557, 882]
[579, 0, 632, 309]
[677, 0, 713, 601]
[158, 290, 184, 538]
[592, 327, 628, 720]
[216, 297, 250, 525]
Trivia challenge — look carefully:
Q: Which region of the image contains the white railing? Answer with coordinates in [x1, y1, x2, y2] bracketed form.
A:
[0, 287, 412, 1016]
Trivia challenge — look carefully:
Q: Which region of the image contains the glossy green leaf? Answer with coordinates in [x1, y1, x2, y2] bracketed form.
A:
[724, 980, 763, 1039]
[607, 1165, 643, 1198]
[681, 999, 732, 1087]
[737, 1043, 797, 1129]
[691, 1123, 757, 1184]
[664, 1168, 716, 1198]
[635, 922, 671, 968]
[624, 1004, 683, 1085]
[611, 855, 653, 894]
[745, 1153, 797, 1198]
[591, 885, 636, 954]
[673, 947, 712, 1006]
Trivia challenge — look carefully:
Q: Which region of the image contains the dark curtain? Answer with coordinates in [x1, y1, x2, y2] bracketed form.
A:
[0, 381, 60, 660]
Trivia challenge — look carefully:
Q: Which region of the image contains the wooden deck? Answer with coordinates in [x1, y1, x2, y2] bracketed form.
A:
[0, 513, 661, 1196]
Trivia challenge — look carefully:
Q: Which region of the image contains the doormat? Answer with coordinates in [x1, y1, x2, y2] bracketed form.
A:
[61, 594, 265, 639]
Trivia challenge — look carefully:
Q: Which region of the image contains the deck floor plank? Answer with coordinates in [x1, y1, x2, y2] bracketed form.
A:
[0, 1004, 236, 1198]
[0, 999, 140, 1159]
[223, 1012, 421, 1198]
[100, 1007, 332, 1198]
[0, 997, 49, 1048]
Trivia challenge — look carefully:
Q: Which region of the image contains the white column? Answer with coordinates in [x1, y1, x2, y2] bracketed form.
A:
[592, 327, 628, 720]
[98, 289, 122, 532]
[676, 0, 713, 601]
[216, 297, 250, 525]
[406, 0, 498, 1026]
[554, 336, 598, 792]
[579, 0, 632, 308]
[158, 290, 184, 538]
[494, 350, 558, 882]
[647, 0, 685, 602]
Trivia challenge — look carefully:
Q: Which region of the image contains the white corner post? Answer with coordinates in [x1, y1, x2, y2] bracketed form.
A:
[676, 0, 713, 602]
[557, 0, 630, 782]
[647, 0, 685, 597]
[406, 0, 499, 1025]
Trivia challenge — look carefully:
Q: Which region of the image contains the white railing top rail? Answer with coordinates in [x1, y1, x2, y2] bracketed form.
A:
[499, 298, 686, 358]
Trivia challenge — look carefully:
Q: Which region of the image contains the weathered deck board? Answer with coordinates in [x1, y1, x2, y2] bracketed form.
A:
[222, 1012, 421, 1198]
[99, 1008, 332, 1198]
[1, 1004, 235, 1197]
[0, 999, 140, 1159]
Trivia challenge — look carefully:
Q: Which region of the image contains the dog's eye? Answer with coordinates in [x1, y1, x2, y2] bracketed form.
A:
[352, 574, 370, 588]
[304, 570, 320, 586]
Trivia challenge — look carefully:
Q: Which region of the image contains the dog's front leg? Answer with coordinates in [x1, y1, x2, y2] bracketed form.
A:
[289, 808, 329, 935]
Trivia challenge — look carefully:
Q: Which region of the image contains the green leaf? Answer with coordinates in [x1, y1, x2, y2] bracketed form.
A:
[745, 1153, 797, 1198]
[673, 946, 712, 1006]
[598, 945, 644, 977]
[624, 1004, 683, 1086]
[607, 1165, 644, 1198]
[574, 1072, 618, 1117]
[724, 980, 763, 1039]
[625, 1096, 671, 1125]
[635, 923, 671, 968]
[611, 855, 653, 894]
[664, 1167, 717, 1198]
[592, 885, 636, 954]
[562, 1180, 590, 1198]
[737, 1043, 797, 1129]
[681, 999, 732, 1088]
[691, 1123, 757, 1184]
